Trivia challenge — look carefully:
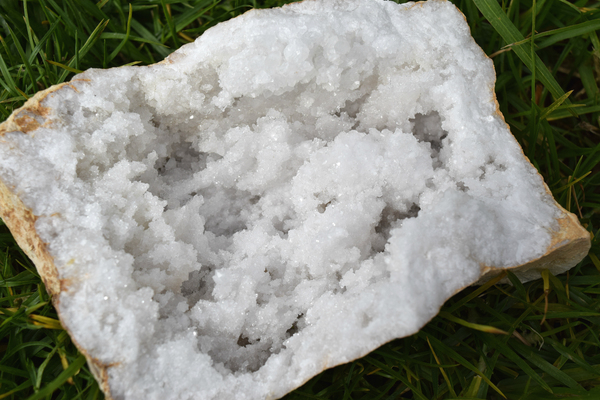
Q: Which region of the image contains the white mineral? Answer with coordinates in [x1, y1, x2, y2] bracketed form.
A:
[0, 0, 590, 399]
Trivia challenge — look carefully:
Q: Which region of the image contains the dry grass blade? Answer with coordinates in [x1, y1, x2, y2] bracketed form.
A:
[438, 311, 509, 335]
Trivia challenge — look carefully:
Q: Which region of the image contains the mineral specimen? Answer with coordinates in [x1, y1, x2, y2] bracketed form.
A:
[0, 0, 590, 399]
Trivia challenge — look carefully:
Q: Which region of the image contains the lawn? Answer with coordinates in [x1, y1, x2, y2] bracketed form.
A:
[0, 0, 599, 399]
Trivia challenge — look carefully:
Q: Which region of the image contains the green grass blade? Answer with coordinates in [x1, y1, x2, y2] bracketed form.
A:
[34, 345, 59, 390]
[511, 341, 583, 389]
[423, 333, 506, 399]
[547, 339, 600, 377]
[0, 364, 30, 378]
[484, 334, 553, 393]
[363, 356, 429, 400]
[27, 17, 62, 65]
[506, 270, 528, 300]
[99, 32, 167, 47]
[578, 62, 599, 101]
[3, 340, 54, 359]
[444, 272, 507, 314]
[553, 171, 592, 194]
[57, 19, 109, 83]
[539, 91, 572, 121]
[438, 311, 509, 335]
[0, 271, 40, 287]
[161, 0, 180, 48]
[557, 0, 582, 13]
[537, 19, 600, 49]
[548, 104, 600, 120]
[174, 0, 218, 32]
[22, 0, 35, 54]
[43, 0, 79, 36]
[0, 52, 19, 97]
[130, 18, 172, 57]
[0, 78, 17, 100]
[24, 353, 86, 400]
[6, 26, 37, 94]
[0, 379, 33, 399]
[471, 0, 575, 113]
[107, 4, 133, 63]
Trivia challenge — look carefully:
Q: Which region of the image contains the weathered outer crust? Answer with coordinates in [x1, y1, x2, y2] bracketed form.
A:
[0, 1, 591, 399]
[0, 177, 60, 296]
[477, 210, 591, 284]
[0, 85, 67, 298]
[0, 183, 115, 399]
[479, 8, 591, 283]
[401, 0, 592, 283]
[0, 83, 66, 135]
[0, 85, 116, 400]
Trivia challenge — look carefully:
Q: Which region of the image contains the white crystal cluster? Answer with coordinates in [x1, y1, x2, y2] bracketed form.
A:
[0, 0, 562, 399]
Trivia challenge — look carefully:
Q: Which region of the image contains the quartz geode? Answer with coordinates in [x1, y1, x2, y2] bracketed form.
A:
[0, 0, 590, 399]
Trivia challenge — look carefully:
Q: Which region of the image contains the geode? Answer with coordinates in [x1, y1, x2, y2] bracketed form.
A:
[0, 0, 590, 399]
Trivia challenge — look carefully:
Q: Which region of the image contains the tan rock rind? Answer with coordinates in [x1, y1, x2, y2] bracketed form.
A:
[0, 83, 70, 137]
[0, 174, 114, 399]
[477, 210, 591, 284]
[0, 177, 59, 297]
[0, 86, 115, 400]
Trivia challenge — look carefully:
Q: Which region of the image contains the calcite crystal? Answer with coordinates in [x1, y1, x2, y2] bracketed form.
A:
[0, 0, 590, 399]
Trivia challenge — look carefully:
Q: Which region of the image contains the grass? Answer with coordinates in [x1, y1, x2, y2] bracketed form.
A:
[0, 0, 599, 398]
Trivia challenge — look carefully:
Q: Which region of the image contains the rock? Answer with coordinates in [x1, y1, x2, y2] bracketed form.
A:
[0, 0, 590, 399]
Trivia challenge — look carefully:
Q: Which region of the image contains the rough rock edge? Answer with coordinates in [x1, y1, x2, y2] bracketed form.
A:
[0, 84, 116, 399]
[0, 2, 591, 399]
